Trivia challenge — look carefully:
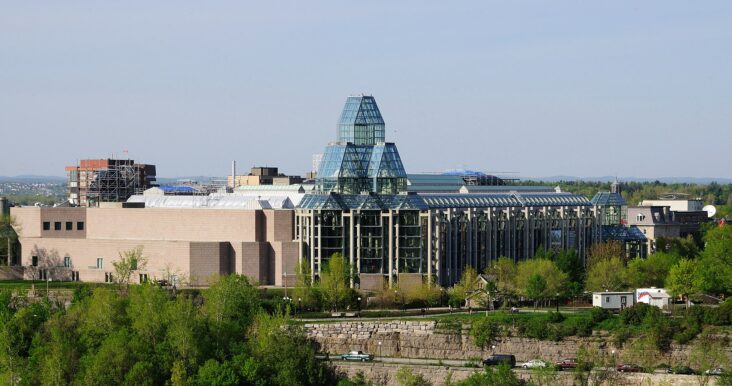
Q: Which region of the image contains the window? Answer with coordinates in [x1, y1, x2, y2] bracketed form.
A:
[606, 297, 610, 303]
[32, 256, 38, 267]
[139, 273, 148, 283]
[39, 269, 48, 281]
[104, 272, 113, 283]
[54, 222, 61, 231]
[64, 256, 71, 268]
[71, 271, 80, 281]
[96, 258, 103, 269]
[66, 222, 73, 231]
[42, 222, 50, 231]
[77, 222, 84, 231]
[636, 214, 645, 222]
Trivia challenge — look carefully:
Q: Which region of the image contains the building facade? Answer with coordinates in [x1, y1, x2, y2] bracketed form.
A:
[11, 204, 299, 286]
[296, 96, 601, 290]
[65, 159, 156, 207]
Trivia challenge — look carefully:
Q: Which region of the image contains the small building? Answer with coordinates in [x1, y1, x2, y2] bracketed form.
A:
[592, 291, 635, 310]
[635, 288, 672, 310]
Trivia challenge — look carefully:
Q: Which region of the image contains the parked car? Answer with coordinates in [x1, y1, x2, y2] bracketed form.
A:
[522, 359, 549, 369]
[667, 366, 696, 375]
[705, 368, 725, 376]
[339, 351, 373, 361]
[616, 364, 642, 373]
[555, 358, 578, 370]
[482, 354, 516, 367]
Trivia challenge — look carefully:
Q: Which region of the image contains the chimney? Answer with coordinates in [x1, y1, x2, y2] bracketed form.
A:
[231, 160, 237, 189]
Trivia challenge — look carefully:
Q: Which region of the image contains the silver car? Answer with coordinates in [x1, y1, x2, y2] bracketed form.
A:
[339, 350, 373, 361]
[522, 359, 549, 369]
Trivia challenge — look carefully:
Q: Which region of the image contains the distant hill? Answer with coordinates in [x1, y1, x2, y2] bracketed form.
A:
[524, 176, 732, 184]
[0, 175, 66, 183]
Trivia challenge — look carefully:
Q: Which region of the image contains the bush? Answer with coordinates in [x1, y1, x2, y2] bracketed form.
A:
[564, 317, 593, 337]
[620, 303, 661, 326]
[521, 317, 549, 340]
[471, 318, 500, 349]
[589, 306, 611, 324]
[546, 311, 565, 323]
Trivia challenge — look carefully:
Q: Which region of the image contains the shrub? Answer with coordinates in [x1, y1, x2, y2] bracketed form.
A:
[564, 317, 593, 337]
[589, 306, 611, 325]
[546, 311, 565, 323]
[620, 303, 660, 326]
[522, 317, 549, 340]
[471, 318, 500, 349]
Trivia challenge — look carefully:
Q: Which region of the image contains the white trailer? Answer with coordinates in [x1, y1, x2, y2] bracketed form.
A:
[592, 291, 635, 310]
[635, 288, 672, 310]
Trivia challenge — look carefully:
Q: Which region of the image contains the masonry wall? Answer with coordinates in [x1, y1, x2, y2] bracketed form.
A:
[306, 320, 732, 365]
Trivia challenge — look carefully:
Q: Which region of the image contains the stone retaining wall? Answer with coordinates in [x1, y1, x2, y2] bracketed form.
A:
[332, 362, 715, 386]
[305, 320, 732, 364]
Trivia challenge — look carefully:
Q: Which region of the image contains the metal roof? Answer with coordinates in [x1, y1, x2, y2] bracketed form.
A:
[600, 225, 647, 241]
[590, 192, 626, 206]
[298, 192, 592, 210]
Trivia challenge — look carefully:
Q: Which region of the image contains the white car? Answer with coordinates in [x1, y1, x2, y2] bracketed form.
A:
[522, 359, 549, 369]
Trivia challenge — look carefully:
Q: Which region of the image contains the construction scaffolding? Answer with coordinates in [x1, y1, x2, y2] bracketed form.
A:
[67, 159, 156, 207]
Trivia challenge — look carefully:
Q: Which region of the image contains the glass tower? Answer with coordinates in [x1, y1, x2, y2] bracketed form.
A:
[316, 96, 407, 194]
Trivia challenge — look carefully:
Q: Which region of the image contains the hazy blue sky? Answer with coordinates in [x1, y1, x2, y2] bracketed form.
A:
[1, 1, 731, 179]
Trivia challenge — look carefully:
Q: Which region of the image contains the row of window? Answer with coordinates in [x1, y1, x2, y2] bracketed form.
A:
[31, 255, 73, 268]
[43, 221, 84, 231]
[36, 269, 80, 282]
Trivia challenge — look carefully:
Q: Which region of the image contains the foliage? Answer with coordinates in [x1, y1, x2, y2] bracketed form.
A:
[696, 225, 732, 294]
[587, 241, 622, 265]
[585, 256, 627, 292]
[450, 266, 479, 308]
[525, 274, 547, 309]
[625, 252, 679, 289]
[395, 366, 432, 386]
[318, 253, 354, 312]
[293, 259, 320, 311]
[688, 328, 728, 381]
[487, 257, 516, 299]
[470, 318, 500, 349]
[515, 258, 567, 300]
[455, 363, 521, 386]
[113, 246, 147, 290]
[666, 258, 702, 306]
[0, 274, 338, 386]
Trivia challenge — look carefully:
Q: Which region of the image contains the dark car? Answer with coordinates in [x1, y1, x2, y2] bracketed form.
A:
[616, 364, 642, 373]
[482, 354, 516, 367]
[555, 358, 578, 370]
[667, 366, 696, 375]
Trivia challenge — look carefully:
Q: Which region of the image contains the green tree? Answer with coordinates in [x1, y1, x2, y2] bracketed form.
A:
[625, 252, 678, 288]
[587, 240, 622, 265]
[451, 266, 479, 309]
[515, 258, 567, 302]
[196, 359, 240, 386]
[470, 318, 500, 349]
[113, 246, 147, 291]
[666, 258, 701, 308]
[203, 274, 261, 357]
[526, 274, 547, 310]
[696, 225, 732, 294]
[689, 329, 728, 386]
[293, 258, 320, 311]
[318, 253, 353, 312]
[585, 257, 627, 292]
[488, 257, 517, 299]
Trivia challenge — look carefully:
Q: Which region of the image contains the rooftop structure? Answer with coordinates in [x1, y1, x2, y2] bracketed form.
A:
[65, 159, 156, 207]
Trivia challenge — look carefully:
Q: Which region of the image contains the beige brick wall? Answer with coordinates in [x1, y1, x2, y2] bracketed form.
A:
[271, 241, 300, 286]
[264, 209, 295, 242]
[19, 237, 193, 284]
[239, 242, 270, 285]
[86, 207, 262, 242]
[189, 242, 231, 285]
[11, 207, 42, 238]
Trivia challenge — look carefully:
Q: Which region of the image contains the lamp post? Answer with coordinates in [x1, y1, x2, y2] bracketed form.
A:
[357, 296, 362, 313]
[298, 297, 302, 316]
[378, 341, 382, 358]
[556, 292, 560, 313]
[283, 271, 287, 299]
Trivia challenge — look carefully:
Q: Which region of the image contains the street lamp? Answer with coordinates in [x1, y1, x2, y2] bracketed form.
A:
[378, 341, 382, 358]
[357, 296, 362, 313]
[556, 292, 560, 313]
[298, 297, 302, 316]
